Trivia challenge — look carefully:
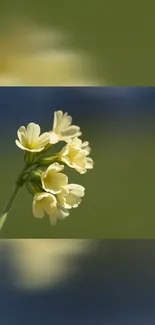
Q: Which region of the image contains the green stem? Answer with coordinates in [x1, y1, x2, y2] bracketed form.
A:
[0, 164, 28, 231]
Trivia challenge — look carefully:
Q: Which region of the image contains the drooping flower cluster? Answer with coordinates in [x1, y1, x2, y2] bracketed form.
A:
[15, 111, 94, 225]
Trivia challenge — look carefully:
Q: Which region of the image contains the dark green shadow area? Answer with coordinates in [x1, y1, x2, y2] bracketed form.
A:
[1, 119, 155, 238]
[0, 0, 155, 84]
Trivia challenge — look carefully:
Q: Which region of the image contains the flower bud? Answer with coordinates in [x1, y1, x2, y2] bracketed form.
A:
[30, 169, 42, 181]
[37, 155, 57, 166]
[26, 180, 44, 195]
[26, 181, 37, 195]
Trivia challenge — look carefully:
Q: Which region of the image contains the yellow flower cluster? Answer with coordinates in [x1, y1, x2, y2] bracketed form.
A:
[15, 111, 94, 225]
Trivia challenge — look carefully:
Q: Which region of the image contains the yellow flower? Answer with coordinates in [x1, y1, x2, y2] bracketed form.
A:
[32, 192, 69, 225]
[58, 184, 85, 209]
[15, 123, 50, 152]
[49, 110, 81, 144]
[41, 162, 68, 194]
[58, 137, 94, 174]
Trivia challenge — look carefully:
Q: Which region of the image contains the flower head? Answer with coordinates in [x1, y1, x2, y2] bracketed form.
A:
[41, 162, 68, 194]
[15, 123, 50, 152]
[32, 192, 69, 225]
[49, 110, 81, 144]
[58, 184, 85, 209]
[58, 137, 94, 174]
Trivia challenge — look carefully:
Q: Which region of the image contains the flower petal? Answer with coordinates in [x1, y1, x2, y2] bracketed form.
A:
[66, 184, 85, 197]
[15, 140, 44, 152]
[59, 143, 69, 156]
[49, 131, 59, 144]
[34, 192, 52, 201]
[71, 137, 82, 146]
[17, 126, 27, 145]
[42, 172, 68, 194]
[32, 200, 44, 218]
[81, 141, 91, 155]
[65, 194, 82, 208]
[37, 132, 51, 147]
[86, 157, 94, 169]
[44, 163, 64, 174]
[73, 151, 86, 168]
[15, 139, 27, 151]
[58, 113, 72, 130]
[63, 184, 85, 208]
[58, 207, 70, 219]
[53, 110, 63, 130]
[61, 156, 71, 166]
[60, 125, 81, 138]
[27, 123, 40, 146]
[49, 206, 60, 225]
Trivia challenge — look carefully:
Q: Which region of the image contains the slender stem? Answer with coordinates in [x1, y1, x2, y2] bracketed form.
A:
[0, 164, 28, 231]
[0, 184, 21, 216]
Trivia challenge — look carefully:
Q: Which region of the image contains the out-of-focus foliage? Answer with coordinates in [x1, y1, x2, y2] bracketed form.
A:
[0, 0, 155, 84]
[0, 16, 100, 85]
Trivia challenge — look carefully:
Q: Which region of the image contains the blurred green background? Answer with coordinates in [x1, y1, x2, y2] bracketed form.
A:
[0, 0, 155, 84]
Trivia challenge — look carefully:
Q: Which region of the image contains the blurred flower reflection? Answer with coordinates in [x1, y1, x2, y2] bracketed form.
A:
[0, 20, 100, 86]
[1, 241, 155, 324]
[0, 239, 89, 290]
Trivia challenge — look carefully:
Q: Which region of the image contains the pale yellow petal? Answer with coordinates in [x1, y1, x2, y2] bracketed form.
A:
[61, 184, 85, 208]
[65, 193, 82, 208]
[75, 167, 87, 174]
[49, 206, 60, 225]
[17, 126, 27, 145]
[58, 207, 70, 219]
[49, 131, 59, 144]
[37, 132, 51, 147]
[27, 123, 40, 145]
[45, 163, 64, 174]
[81, 141, 89, 148]
[58, 113, 72, 130]
[71, 137, 82, 146]
[26, 147, 45, 152]
[34, 192, 52, 201]
[59, 144, 69, 156]
[86, 157, 94, 169]
[61, 156, 71, 166]
[73, 152, 86, 168]
[60, 125, 81, 138]
[15, 139, 44, 152]
[81, 141, 91, 155]
[66, 184, 85, 197]
[42, 172, 68, 194]
[33, 192, 57, 219]
[15, 139, 27, 151]
[53, 110, 63, 130]
[32, 200, 44, 218]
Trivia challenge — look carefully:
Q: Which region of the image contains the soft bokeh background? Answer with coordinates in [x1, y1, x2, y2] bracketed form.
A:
[1, 86, 155, 238]
[0, 239, 155, 324]
[0, 1, 154, 85]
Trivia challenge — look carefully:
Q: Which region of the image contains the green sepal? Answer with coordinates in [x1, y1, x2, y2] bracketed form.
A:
[24, 152, 36, 166]
[37, 155, 58, 166]
[26, 180, 44, 196]
[30, 169, 42, 181]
